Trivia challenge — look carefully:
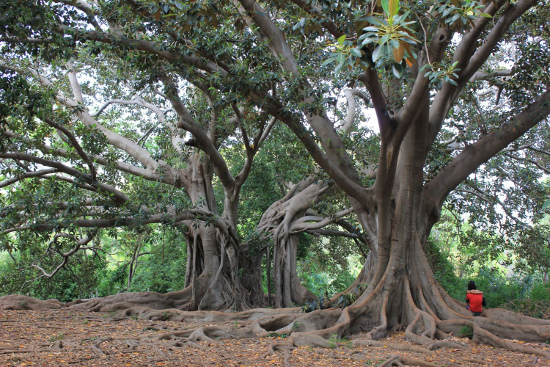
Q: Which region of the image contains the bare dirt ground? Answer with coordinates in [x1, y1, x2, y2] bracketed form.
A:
[1, 309, 549, 367]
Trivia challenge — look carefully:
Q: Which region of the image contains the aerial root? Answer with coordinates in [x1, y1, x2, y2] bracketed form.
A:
[377, 353, 439, 367]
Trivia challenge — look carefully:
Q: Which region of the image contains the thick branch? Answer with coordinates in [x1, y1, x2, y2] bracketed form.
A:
[238, 0, 299, 74]
[428, 0, 535, 144]
[427, 90, 550, 206]
[1, 63, 167, 174]
[0, 129, 177, 185]
[43, 117, 96, 181]
[0, 152, 129, 204]
[9, 209, 230, 234]
[359, 69, 392, 139]
[161, 76, 235, 190]
[469, 69, 512, 82]
[65, 28, 223, 75]
[342, 89, 371, 133]
[288, 0, 344, 38]
[290, 208, 354, 233]
[460, 0, 536, 83]
[0, 168, 58, 188]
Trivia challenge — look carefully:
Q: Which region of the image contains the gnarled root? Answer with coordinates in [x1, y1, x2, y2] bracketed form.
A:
[438, 319, 550, 359]
[378, 354, 439, 367]
[0, 295, 63, 310]
[352, 338, 433, 354]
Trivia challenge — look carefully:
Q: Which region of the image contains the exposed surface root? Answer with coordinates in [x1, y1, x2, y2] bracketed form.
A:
[471, 323, 550, 359]
[378, 354, 440, 367]
[438, 319, 550, 358]
[0, 295, 63, 310]
[427, 339, 466, 350]
[289, 332, 333, 347]
[2, 287, 550, 362]
[3, 308, 549, 366]
[352, 338, 432, 354]
[464, 357, 489, 365]
[263, 341, 295, 365]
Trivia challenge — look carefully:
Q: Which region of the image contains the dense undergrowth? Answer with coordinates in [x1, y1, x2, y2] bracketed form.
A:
[426, 238, 550, 318]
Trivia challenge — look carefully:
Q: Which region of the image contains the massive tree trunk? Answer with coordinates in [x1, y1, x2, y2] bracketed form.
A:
[180, 152, 261, 310]
[179, 153, 247, 310]
[257, 177, 363, 308]
[258, 179, 322, 307]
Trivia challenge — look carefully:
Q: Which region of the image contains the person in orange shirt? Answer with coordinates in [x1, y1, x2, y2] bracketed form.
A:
[466, 281, 486, 316]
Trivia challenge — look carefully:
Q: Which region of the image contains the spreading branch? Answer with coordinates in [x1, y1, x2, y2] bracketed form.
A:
[31, 231, 97, 278]
[427, 89, 550, 206]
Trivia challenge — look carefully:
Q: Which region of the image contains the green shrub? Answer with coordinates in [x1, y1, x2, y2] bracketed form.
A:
[0, 250, 102, 301]
[528, 281, 550, 301]
[459, 325, 473, 338]
[128, 241, 186, 293]
[425, 239, 463, 299]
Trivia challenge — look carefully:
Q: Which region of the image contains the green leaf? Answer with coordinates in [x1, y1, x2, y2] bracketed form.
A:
[337, 34, 346, 46]
[381, 0, 390, 16]
[543, 198, 550, 210]
[389, 0, 399, 18]
[372, 45, 383, 62]
[334, 59, 346, 73]
[351, 48, 362, 58]
[362, 26, 380, 32]
[392, 63, 403, 78]
[361, 35, 378, 45]
[322, 57, 336, 66]
[293, 17, 306, 31]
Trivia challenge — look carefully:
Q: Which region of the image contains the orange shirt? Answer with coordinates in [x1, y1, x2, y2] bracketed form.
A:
[466, 290, 484, 312]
